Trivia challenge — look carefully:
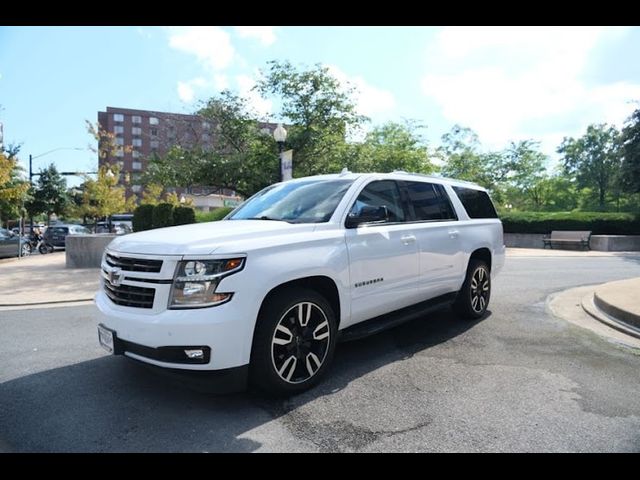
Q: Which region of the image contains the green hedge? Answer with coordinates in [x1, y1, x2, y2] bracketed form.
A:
[132, 204, 154, 232]
[501, 212, 640, 235]
[152, 203, 175, 229]
[195, 207, 234, 223]
[173, 206, 196, 226]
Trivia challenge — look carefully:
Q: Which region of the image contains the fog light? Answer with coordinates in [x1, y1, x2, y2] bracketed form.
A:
[184, 349, 204, 359]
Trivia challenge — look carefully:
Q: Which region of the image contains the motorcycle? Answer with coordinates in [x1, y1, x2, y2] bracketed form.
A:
[28, 234, 54, 254]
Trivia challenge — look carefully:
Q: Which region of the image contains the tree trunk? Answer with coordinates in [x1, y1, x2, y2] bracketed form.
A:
[599, 186, 606, 210]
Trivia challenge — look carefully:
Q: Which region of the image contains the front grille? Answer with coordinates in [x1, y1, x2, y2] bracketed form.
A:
[103, 281, 155, 309]
[105, 253, 163, 273]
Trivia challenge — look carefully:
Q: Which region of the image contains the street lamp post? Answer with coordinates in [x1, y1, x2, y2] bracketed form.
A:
[273, 123, 288, 182]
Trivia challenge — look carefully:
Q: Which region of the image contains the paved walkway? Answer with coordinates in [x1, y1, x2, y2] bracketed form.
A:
[0, 249, 638, 334]
[0, 252, 99, 309]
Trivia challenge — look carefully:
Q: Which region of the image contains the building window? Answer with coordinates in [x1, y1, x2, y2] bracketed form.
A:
[115, 137, 124, 145]
[132, 138, 142, 147]
[132, 115, 142, 124]
[132, 127, 142, 135]
[132, 150, 140, 158]
[131, 185, 142, 193]
[150, 117, 159, 125]
[150, 140, 159, 149]
[202, 133, 210, 142]
[113, 113, 124, 122]
[151, 128, 158, 136]
[115, 149, 124, 157]
[202, 121, 211, 129]
[114, 125, 124, 134]
[132, 161, 142, 170]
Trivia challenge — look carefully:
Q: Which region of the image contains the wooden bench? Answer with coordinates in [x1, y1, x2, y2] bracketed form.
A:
[542, 231, 591, 250]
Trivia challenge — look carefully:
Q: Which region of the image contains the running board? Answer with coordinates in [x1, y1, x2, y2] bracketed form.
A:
[338, 292, 458, 342]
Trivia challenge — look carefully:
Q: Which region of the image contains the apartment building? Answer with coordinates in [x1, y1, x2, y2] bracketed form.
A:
[98, 106, 276, 202]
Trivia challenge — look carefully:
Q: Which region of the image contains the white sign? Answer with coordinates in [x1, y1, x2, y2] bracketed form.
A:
[281, 149, 293, 181]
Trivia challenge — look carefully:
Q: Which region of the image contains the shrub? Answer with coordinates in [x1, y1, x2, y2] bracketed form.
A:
[501, 211, 640, 235]
[152, 203, 175, 229]
[132, 204, 154, 232]
[196, 207, 234, 223]
[173, 206, 196, 226]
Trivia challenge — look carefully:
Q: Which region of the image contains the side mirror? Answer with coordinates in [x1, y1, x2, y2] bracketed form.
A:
[346, 205, 389, 228]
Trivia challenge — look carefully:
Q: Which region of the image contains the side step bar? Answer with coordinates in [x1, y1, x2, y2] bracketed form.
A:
[338, 292, 458, 342]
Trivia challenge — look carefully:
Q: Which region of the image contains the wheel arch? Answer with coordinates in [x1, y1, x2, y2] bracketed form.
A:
[257, 275, 341, 328]
[469, 247, 492, 272]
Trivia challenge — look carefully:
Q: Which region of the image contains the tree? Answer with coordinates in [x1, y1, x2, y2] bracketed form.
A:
[141, 183, 164, 206]
[145, 91, 279, 198]
[438, 125, 496, 188]
[256, 60, 367, 176]
[620, 107, 640, 194]
[558, 124, 621, 210]
[80, 163, 136, 227]
[348, 120, 435, 174]
[27, 163, 68, 225]
[0, 146, 29, 227]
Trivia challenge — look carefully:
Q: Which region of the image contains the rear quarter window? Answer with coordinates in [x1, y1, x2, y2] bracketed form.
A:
[452, 186, 499, 219]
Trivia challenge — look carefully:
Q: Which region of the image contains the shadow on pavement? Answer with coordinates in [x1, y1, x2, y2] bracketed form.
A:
[0, 308, 484, 452]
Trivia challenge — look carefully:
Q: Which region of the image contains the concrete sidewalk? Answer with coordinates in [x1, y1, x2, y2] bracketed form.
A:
[0, 252, 99, 309]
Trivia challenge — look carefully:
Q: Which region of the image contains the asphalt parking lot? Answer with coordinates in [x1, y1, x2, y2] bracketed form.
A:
[1, 254, 639, 452]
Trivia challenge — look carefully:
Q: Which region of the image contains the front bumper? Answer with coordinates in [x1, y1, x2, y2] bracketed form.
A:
[95, 290, 254, 371]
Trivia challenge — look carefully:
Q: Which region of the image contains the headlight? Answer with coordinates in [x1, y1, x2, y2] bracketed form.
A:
[169, 257, 245, 309]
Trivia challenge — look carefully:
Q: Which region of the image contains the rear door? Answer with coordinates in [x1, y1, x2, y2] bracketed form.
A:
[344, 180, 420, 327]
[400, 180, 464, 299]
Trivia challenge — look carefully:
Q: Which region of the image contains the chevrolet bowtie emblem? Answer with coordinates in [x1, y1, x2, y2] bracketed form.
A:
[109, 267, 123, 287]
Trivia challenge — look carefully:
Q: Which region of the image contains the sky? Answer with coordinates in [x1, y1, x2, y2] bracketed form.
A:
[1, 26, 640, 188]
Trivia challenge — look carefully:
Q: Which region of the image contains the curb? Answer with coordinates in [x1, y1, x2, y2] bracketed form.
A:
[593, 291, 640, 330]
[0, 298, 94, 308]
[581, 294, 640, 340]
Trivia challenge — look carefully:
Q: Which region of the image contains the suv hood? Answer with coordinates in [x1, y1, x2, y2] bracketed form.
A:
[107, 220, 317, 256]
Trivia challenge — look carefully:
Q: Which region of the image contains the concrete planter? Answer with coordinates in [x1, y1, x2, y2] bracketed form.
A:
[504, 233, 546, 249]
[590, 235, 640, 252]
[66, 234, 117, 268]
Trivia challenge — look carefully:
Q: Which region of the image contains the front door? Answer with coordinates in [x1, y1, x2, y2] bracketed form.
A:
[344, 180, 420, 327]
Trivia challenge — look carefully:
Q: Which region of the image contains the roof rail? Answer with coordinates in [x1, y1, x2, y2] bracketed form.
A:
[401, 171, 481, 187]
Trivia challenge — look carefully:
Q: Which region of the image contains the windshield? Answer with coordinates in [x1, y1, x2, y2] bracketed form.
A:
[228, 179, 354, 224]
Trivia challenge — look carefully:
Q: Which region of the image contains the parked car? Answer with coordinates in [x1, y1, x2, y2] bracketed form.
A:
[93, 221, 132, 235]
[96, 172, 505, 395]
[43, 224, 91, 248]
[0, 228, 31, 258]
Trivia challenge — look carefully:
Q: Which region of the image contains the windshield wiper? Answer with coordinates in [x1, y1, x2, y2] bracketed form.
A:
[242, 216, 290, 222]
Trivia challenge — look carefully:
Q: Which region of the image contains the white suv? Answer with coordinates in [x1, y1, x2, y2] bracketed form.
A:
[96, 172, 505, 394]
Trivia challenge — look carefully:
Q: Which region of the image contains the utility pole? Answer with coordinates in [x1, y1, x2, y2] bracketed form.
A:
[29, 154, 33, 235]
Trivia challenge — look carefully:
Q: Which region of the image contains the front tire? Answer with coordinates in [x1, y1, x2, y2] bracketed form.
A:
[250, 287, 337, 395]
[454, 259, 491, 319]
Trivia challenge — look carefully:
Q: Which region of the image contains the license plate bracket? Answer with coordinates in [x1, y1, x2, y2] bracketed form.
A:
[98, 324, 116, 353]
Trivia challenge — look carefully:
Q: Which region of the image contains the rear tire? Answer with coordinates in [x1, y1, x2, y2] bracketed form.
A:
[454, 259, 491, 319]
[250, 287, 337, 396]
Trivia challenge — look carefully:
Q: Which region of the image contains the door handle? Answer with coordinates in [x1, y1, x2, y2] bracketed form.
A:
[448, 230, 459, 239]
[401, 234, 416, 245]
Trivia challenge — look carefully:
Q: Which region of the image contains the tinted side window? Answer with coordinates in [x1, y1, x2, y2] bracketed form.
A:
[404, 181, 457, 221]
[452, 186, 498, 219]
[350, 180, 405, 223]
